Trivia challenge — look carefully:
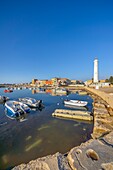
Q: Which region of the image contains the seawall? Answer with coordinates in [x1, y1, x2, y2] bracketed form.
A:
[85, 87, 113, 109]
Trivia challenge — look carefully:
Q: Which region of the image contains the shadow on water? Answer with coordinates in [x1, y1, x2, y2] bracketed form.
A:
[64, 104, 89, 111]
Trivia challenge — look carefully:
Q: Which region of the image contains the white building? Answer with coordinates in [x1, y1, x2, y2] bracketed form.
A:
[94, 58, 99, 83]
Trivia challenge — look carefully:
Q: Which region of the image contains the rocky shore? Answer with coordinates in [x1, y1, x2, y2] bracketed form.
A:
[13, 87, 113, 170]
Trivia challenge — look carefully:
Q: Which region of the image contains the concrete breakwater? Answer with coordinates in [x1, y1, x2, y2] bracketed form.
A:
[86, 87, 113, 139]
[52, 109, 93, 121]
[13, 88, 113, 170]
[85, 87, 113, 109]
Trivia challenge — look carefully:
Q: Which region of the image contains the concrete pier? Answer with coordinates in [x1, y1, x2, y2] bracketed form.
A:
[52, 109, 93, 121]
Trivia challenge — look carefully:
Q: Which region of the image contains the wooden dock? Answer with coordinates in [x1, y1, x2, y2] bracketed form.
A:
[52, 109, 93, 121]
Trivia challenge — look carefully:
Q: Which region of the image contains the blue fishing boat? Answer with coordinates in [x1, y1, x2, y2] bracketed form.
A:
[5, 100, 31, 119]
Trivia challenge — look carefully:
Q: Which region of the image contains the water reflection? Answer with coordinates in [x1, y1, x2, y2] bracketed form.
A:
[25, 139, 42, 152]
[32, 88, 70, 96]
[38, 125, 50, 131]
[64, 104, 88, 111]
[26, 136, 32, 141]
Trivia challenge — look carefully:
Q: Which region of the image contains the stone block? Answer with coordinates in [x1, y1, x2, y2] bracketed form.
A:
[94, 103, 106, 108]
[92, 126, 111, 139]
[67, 139, 113, 170]
[102, 131, 113, 146]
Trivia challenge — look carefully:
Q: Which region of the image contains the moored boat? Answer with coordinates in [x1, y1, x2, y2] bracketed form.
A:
[0, 96, 9, 103]
[19, 97, 43, 108]
[4, 89, 13, 93]
[64, 100, 88, 107]
[5, 100, 31, 119]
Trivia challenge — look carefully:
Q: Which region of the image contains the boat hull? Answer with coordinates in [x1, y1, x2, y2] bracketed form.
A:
[64, 100, 88, 107]
[5, 100, 30, 119]
[5, 107, 18, 119]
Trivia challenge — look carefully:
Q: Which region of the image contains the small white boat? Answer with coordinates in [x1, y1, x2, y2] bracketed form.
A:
[0, 96, 9, 103]
[5, 100, 31, 119]
[19, 97, 43, 108]
[64, 100, 88, 107]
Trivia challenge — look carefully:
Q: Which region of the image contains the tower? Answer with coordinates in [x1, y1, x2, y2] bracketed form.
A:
[94, 58, 99, 83]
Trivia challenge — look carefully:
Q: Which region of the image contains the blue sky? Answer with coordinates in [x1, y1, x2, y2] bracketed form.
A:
[0, 0, 113, 83]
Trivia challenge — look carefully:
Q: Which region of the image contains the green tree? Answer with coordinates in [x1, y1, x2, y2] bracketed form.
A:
[105, 79, 109, 82]
[109, 76, 113, 84]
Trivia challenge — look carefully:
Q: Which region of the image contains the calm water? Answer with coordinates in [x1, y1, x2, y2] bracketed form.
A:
[0, 88, 93, 169]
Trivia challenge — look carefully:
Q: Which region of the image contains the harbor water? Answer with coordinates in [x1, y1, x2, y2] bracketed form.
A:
[0, 88, 93, 169]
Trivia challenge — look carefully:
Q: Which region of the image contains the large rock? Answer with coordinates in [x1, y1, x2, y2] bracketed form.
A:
[92, 126, 111, 139]
[102, 131, 113, 146]
[67, 139, 113, 170]
[94, 107, 109, 116]
[107, 107, 113, 116]
[93, 103, 106, 108]
[13, 152, 71, 170]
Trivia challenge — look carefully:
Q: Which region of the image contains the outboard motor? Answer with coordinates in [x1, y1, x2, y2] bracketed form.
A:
[3, 96, 6, 102]
[38, 100, 43, 108]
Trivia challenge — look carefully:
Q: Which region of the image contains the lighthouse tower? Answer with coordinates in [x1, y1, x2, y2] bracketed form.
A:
[94, 58, 99, 83]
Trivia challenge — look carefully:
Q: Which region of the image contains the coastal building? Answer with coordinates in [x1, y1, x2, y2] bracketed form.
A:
[51, 77, 71, 86]
[71, 80, 77, 84]
[51, 78, 59, 86]
[99, 79, 106, 83]
[45, 80, 52, 86]
[31, 77, 71, 87]
[38, 80, 47, 86]
[58, 78, 71, 86]
[31, 79, 47, 87]
[32, 79, 38, 84]
[84, 79, 93, 86]
[94, 58, 99, 83]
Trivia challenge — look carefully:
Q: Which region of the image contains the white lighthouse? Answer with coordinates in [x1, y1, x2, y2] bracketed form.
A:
[94, 58, 99, 83]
